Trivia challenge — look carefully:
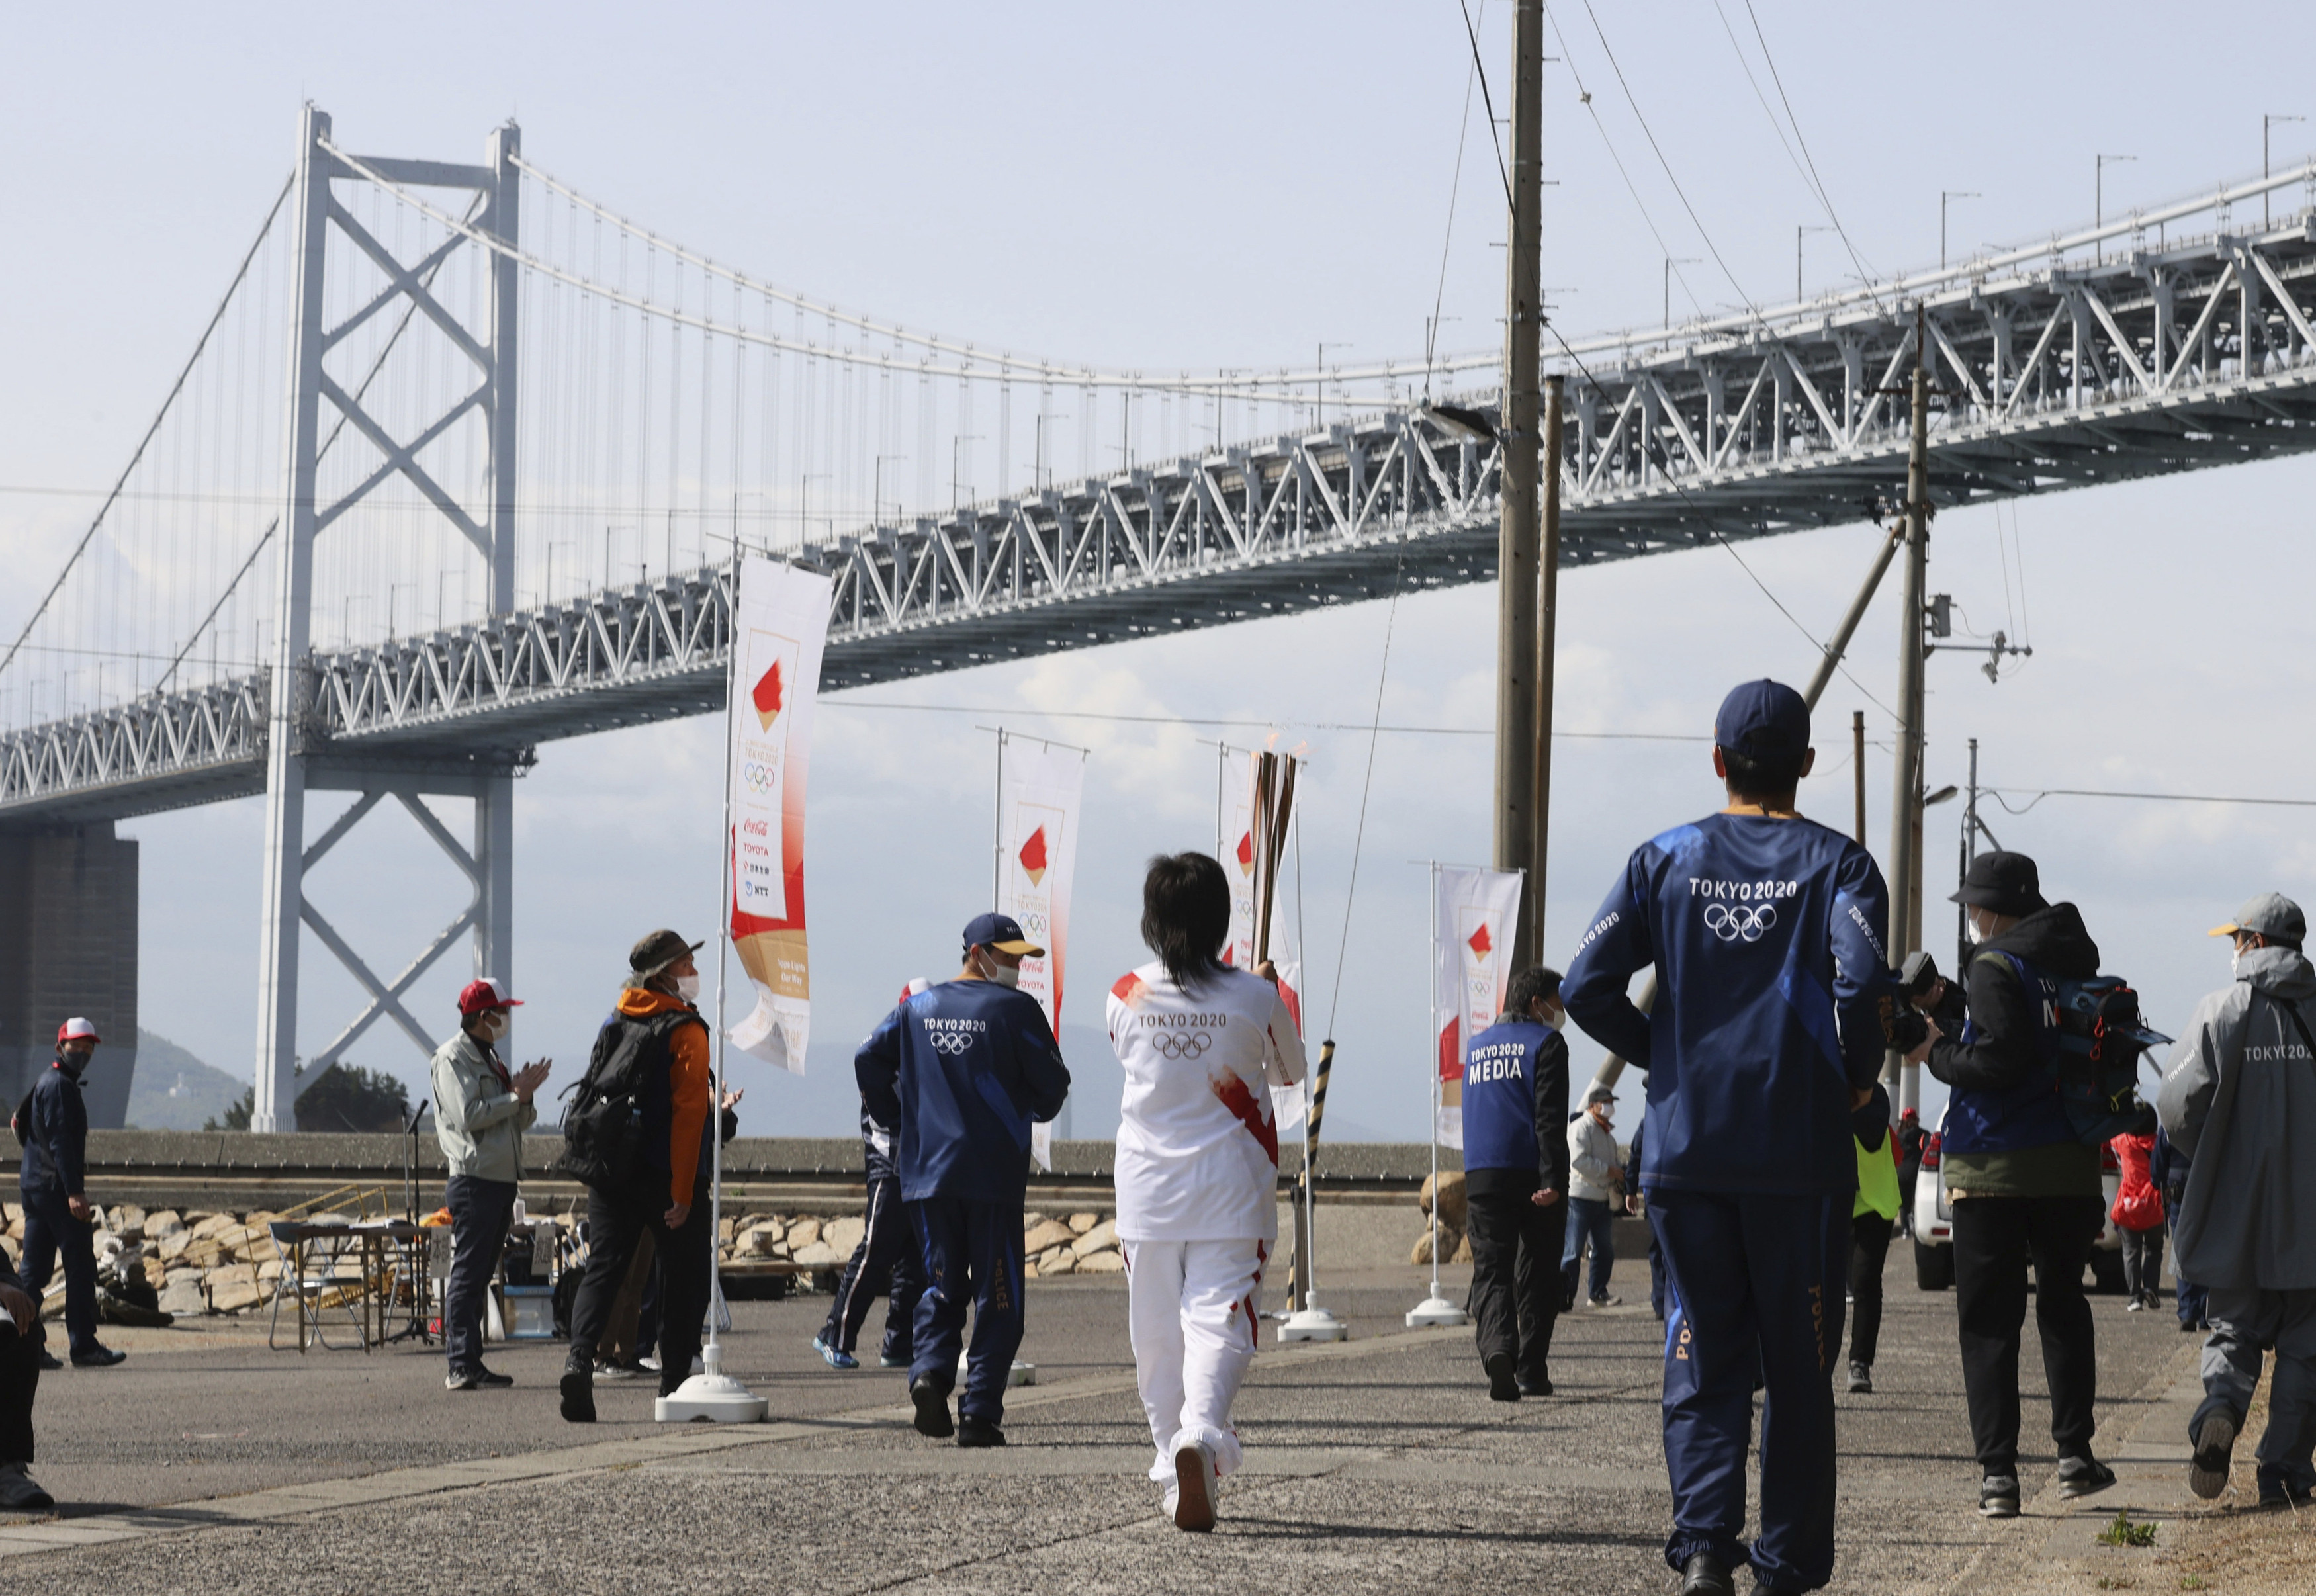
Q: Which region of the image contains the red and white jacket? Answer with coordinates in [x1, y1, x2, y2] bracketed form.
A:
[1108, 961, 1306, 1243]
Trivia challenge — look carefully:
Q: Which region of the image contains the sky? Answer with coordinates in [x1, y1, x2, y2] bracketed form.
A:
[5, 2, 2314, 1140]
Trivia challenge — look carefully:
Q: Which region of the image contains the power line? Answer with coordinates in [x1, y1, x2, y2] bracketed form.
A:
[1737, 0, 1884, 305]
[823, 697, 1710, 742]
[1988, 786, 2316, 813]
[1570, 0, 1757, 316]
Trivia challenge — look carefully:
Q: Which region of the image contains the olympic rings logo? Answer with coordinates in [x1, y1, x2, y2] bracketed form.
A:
[1703, 903, 1778, 943]
[742, 762, 774, 794]
[926, 1030, 975, 1055]
[1149, 1030, 1214, 1061]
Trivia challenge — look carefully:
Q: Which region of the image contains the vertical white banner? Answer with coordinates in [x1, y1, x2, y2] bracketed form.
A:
[1431, 864, 1524, 1149]
[999, 738, 1084, 1170]
[727, 556, 832, 1073]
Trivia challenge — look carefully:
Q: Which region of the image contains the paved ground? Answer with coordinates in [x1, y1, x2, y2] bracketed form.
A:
[0, 1253, 2230, 1593]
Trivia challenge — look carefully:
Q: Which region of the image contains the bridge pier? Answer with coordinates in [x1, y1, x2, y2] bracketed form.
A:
[0, 824, 139, 1129]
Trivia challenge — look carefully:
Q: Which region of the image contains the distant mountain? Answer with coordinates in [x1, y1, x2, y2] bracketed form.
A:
[124, 1031, 245, 1131]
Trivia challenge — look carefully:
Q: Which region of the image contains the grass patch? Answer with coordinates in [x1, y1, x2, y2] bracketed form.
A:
[2097, 1511, 2159, 1548]
[2178, 1577, 2209, 1591]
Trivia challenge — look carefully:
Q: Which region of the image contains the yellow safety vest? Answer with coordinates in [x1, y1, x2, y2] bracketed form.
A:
[1854, 1135, 1901, 1221]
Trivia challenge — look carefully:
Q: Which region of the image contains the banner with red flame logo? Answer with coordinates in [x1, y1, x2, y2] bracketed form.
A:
[999, 738, 1085, 1167]
[1431, 864, 1525, 1149]
[726, 556, 832, 1073]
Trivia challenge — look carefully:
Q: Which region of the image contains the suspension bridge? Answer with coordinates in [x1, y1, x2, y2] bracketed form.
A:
[5, 105, 2315, 1127]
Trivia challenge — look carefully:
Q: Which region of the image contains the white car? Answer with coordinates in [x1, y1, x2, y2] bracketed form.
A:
[1909, 1123, 2125, 1292]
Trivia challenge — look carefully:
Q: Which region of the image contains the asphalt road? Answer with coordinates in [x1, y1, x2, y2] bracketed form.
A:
[7, 1251, 2198, 1594]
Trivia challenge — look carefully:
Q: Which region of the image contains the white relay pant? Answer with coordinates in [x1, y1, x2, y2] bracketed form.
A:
[1123, 1236, 1267, 1484]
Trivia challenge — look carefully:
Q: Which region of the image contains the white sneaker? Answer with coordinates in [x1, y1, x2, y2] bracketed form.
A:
[1161, 1485, 1180, 1520]
[1172, 1439, 1217, 1532]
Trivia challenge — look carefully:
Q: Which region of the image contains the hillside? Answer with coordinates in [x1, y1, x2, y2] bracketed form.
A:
[124, 1032, 246, 1131]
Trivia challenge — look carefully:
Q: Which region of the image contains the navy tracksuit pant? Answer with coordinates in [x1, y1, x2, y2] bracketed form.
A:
[19, 1186, 99, 1356]
[821, 1176, 922, 1361]
[909, 1197, 1025, 1425]
[1650, 1188, 1848, 1593]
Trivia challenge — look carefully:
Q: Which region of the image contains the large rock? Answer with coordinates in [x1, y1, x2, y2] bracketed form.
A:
[823, 1217, 866, 1257]
[790, 1241, 840, 1267]
[1411, 1224, 1465, 1266]
[1023, 1219, 1077, 1255]
[1419, 1171, 1468, 1230]
[1075, 1249, 1124, 1274]
[1067, 1212, 1100, 1235]
[189, 1213, 239, 1241]
[157, 1229, 195, 1264]
[787, 1218, 821, 1249]
[1036, 1248, 1075, 1277]
[208, 1278, 263, 1314]
[1070, 1219, 1118, 1259]
[157, 1277, 207, 1318]
[145, 1210, 185, 1237]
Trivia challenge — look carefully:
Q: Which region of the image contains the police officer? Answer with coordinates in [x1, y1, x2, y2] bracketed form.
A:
[856, 913, 1070, 1448]
[1458, 965, 1570, 1401]
[15, 1019, 124, 1370]
[1563, 680, 1923, 1596]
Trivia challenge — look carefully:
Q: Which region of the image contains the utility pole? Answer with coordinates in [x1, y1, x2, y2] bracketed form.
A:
[1531, 376, 1564, 963]
[1886, 308, 1932, 1095]
[1495, 0, 1544, 967]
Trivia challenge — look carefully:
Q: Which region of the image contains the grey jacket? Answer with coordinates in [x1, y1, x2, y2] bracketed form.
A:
[1566, 1112, 1621, 1203]
[2156, 944, 2316, 1292]
[431, 1029, 537, 1184]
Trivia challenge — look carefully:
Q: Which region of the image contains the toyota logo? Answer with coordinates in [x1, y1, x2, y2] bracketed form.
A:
[1703, 903, 1777, 943]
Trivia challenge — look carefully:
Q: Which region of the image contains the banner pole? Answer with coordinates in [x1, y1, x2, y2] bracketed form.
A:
[991, 728, 1006, 905]
[657, 538, 766, 1422]
[1408, 860, 1469, 1327]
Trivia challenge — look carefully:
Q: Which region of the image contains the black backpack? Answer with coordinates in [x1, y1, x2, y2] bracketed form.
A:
[1983, 950, 2170, 1145]
[551, 1008, 693, 1196]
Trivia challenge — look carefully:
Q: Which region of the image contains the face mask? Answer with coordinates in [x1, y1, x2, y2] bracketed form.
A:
[1540, 1005, 1566, 1032]
[985, 960, 1021, 990]
[1966, 912, 1988, 946]
[2231, 948, 2247, 979]
[478, 1013, 508, 1043]
[675, 972, 701, 1002]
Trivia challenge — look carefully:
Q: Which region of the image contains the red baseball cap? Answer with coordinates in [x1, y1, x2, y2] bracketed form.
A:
[57, 1017, 100, 1045]
[457, 977, 524, 1016]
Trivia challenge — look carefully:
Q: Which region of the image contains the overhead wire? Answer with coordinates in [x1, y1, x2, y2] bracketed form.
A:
[1325, 554, 1405, 1042]
[1427, 1, 1490, 398]
[1736, 0, 1884, 304]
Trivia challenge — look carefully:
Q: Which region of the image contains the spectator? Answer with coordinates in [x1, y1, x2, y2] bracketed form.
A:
[1458, 964, 1570, 1401]
[431, 978, 550, 1392]
[813, 1088, 922, 1373]
[858, 912, 1071, 1449]
[1895, 1110, 1927, 1241]
[0, 1243, 49, 1510]
[1563, 679, 1923, 1596]
[2150, 1125, 2208, 1333]
[13, 1018, 124, 1370]
[558, 929, 717, 1423]
[2108, 1129, 2166, 1313]
[1926, 850, 2118, 1518]
[1561, 1086, 1622, 1309]
[1847, 1082, 1900, 1394]
[1108, 854, 1305, 1530]
[2158, 892, 2316, 1509]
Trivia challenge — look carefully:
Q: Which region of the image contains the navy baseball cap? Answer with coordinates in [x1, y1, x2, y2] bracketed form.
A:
[1714, 678, 1811, 759]
[962, 911, 1044, 957]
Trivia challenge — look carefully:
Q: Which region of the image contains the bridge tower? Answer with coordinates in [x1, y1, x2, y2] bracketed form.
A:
[250, 107, 524, 1131]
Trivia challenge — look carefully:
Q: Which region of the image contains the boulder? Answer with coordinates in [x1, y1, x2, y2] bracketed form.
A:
[1024, 1219, 1077, 1255]
[157, 1229, 195, 1264]
[1067, 1212, 1100, 1235]
[146, 1210, 185, 1237]
[1022, 1212, 1047, 1231]
[1411, 1224, 1465, 1266]
[189, 1213, 238, 1241]
[824, 1217, 866, 1257]
[787, 1218, 821, 1249]
[791, 1241, 840, 1267]
[209, 1278, 263, 1314]
[1419, 1171, 1468, 1230]
[142, 1257, 166, 1290]
[1075, 1249, 1124, 1274]
[208, 1263, 257, 1290]
[1037, 1248, 1076, 1277]
[157, 1277, 207, 1318]
[1070, 1219, 1118, 1259]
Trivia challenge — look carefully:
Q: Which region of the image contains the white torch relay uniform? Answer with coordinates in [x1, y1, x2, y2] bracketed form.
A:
[1109, 961, 1307, 1490]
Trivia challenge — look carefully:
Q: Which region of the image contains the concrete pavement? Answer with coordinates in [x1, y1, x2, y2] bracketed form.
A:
[0, 1253, 2208, 1593]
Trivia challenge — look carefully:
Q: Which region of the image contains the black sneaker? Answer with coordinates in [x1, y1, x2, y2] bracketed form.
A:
[956, 1416, 1006, 1448]
[558, 1365, 596, 1423]
[1484, 1352, 1520, 1402]
[911, 1376, 954, 1439]
[2255, 1465, 2314, 1509]
[1679, 1551, 1735, 1596]
[1847, 1361, 1873, 1394]
[1979, 1473, 2021, 1519]
[0, 1462, 53, 1513]
[69, 1345, 126, 1368]
[471, 1366, 513, 1388]
[2057, 1455, 2117, 1500]
[445, 1368, 482, 1392]
[34, 1350, 60, 1372]
[2189, 1410, 2238, 1500]
[1517, 1375, 1554, 1397]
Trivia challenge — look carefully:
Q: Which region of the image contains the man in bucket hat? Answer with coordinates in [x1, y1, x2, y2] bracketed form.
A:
[558, 930, 715, 1423]
[431, 978, 551, 1392]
